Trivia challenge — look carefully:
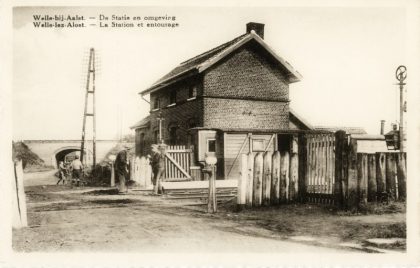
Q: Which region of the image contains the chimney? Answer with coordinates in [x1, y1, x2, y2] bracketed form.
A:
[246, 22, 265, 39]
[380, 120, 385, 135]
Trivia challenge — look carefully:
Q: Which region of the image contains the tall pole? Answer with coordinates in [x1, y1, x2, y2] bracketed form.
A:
[395, 65, 407, 152]
[399, 82, 404, 152]
[92, 49, 96, 166]
[80, 49, 93, 163]
[80, 48, 97, 165]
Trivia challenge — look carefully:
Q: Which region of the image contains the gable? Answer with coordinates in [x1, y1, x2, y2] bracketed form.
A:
[203, 41, 289, 101]
[140, 32, 302, 96]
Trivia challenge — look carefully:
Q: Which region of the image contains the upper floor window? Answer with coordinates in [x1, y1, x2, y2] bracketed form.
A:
[188, 85, 197, 99]
[169, 90, 177, 105]
[153, 97, 160, 110]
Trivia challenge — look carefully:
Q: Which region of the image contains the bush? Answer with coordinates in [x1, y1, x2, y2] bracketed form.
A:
[12, 141, 45, 169]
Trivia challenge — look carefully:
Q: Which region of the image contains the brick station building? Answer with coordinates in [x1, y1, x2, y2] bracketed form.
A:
[132, 22, 313, 180]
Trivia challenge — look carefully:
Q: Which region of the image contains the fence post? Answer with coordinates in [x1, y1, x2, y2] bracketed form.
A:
[386, 153, 397, 200]
[367, 154, 377, 202]
[280, 151, 290, 203]
[347, 138, 358, 210]
[110, 161, 115, 187]
[237, 154, 247, 207]
[271, 151, 281, 205]
[208, 165, 217, 213]
[130, 156, 136, 181]
[146, 161, 152, 188]
[253, 152, 264, 206]
[262, 151, 272, 206]
[246, 153, 255, 207]
[138, 157, 146, 187]
[289, 152, 299, 202]
[376, 152, 386, 198]
[357, 153, 368, 208]
[298, 134, 307, 202]
[396, 152, 407, 201]
[13, 160, 27, 228]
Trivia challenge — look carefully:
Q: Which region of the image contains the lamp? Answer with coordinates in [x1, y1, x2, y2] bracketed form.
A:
[204, 152, 217, 166]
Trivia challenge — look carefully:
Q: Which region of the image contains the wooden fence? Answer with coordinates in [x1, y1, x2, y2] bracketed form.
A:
[335, 131, 407, 209]
[164, 145, 192, 181]
[238, 150, 299, 207]
[130, 145, 202, 187]
[238, 131, 407, 210]
[304, 134, 335, 203]
[131, 156, 152, 187]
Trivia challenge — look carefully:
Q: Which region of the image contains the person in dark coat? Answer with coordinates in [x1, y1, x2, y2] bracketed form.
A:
[151, 143, 166, 195]
[115, 147, 130, 193]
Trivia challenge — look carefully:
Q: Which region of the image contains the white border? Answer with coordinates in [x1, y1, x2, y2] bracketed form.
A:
[1, 0, 420, 267]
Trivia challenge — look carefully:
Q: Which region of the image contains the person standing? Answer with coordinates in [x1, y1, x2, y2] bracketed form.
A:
[56, 161, 67, 185]
[151, 143, 166, 195]
[71, 155, 84, 186]
[115, 147, 130, 193]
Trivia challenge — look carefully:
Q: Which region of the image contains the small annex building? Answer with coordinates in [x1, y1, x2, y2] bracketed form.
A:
[132, 22, 314, 180]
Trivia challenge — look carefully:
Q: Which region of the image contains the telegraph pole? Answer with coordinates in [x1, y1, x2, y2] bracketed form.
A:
[395, 65, 407, 152]
[80, 48, 97, 166]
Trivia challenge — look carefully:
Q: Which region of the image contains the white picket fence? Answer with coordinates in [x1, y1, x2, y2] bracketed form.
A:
[130, 156, 152, 187]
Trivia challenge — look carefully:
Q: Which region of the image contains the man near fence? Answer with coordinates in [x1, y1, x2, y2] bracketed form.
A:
[56, 161, 67, 185]
[151, 143, 166, 195]
[71, 155, 83, 186]
[115, 146, 130, 193]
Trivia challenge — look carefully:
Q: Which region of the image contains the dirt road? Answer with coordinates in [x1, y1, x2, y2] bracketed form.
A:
[13, 171, 405, 253]
[13, 187, 348, 253]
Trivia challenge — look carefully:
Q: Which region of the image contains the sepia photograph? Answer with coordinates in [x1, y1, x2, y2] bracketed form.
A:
[3, 1, 420, 266]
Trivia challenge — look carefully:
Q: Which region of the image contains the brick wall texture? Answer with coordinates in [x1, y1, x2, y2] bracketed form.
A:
[203, 41, 289, 101]
[203, 98, 289, 130]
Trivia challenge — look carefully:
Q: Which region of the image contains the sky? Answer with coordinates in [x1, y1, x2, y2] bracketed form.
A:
[12, 5, 410, 140]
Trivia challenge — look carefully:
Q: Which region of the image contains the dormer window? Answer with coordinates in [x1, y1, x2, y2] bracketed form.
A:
[169, 90, 177, 105]
[153, 97, 160, 110]
[188, 85, 197, 99]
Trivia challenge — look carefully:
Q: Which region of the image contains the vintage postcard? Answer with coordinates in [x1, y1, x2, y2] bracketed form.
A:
[1, 1, 420, 267]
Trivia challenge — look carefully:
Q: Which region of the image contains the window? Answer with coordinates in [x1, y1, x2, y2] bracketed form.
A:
[188, 85, 197, 99]
[207, 139, 216, 153]
[169, 126, 178, 145]
[169, 90, 177, 105]
[153, 97, 160, 110]
[252, 139, 265, 152]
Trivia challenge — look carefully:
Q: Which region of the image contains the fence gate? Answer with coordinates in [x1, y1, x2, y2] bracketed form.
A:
[164, 145, 193, 181]
[304, 133, 336, 203]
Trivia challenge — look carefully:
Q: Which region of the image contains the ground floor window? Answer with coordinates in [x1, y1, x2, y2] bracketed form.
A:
[207, 139, 216, 153]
